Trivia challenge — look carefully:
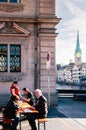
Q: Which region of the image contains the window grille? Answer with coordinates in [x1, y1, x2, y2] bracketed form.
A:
[0, 44, 21, 72]
[10, 45, 21, 72]
[0, 44, 7, 72]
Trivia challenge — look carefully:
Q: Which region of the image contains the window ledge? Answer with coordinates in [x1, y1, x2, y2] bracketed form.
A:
[0, 72, 25, 82]
[0, 3, 24, 12]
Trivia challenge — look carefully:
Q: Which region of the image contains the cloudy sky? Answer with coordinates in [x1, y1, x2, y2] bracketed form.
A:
[55, 0, 86, 65]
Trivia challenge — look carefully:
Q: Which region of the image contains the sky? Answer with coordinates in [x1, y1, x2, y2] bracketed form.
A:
[55, 0, 86, 65]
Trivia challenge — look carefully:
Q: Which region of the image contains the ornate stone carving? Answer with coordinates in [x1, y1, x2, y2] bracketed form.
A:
[0, 22, 30, 36]
[0, 3, 24, 12]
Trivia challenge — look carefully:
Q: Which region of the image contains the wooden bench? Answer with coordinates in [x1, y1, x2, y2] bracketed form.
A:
[37, 118, 48, 130]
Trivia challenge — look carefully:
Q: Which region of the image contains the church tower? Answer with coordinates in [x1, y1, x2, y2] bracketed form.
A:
[75, 31, 82, 65]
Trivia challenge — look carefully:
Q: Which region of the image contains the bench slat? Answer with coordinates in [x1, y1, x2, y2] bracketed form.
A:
[38, 118, 48, 122]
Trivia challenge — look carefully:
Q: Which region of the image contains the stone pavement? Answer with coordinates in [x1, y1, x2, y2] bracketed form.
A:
[0, 97, 86, 130]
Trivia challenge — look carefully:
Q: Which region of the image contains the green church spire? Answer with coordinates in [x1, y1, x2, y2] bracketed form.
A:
[75, 30, 82, 65]
[75, 30, 81, 53]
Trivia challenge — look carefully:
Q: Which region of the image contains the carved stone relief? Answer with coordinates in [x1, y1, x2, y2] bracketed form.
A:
[0, 75, 22, 82]
[0, 3, 24, 12]
[0, 22, 30, 36]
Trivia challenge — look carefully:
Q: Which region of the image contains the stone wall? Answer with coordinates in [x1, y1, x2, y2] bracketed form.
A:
[0, 0, 61, 106]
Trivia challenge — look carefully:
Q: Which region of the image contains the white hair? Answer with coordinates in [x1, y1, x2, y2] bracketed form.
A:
[35, 89, 42, 96]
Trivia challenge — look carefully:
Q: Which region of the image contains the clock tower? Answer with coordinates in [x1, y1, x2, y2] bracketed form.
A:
[75, 30, 82, 65]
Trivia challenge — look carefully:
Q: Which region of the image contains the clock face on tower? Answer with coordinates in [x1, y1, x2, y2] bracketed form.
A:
[76, 52, 81, 57]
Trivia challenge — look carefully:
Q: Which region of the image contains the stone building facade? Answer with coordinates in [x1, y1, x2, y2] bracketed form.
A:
[0, 0, 61, 106]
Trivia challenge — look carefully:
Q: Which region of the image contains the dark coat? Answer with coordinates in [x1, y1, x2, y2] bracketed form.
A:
[26, 92, 34, 106]
[35, 95, 48, 117]
[3, 100, 19, 119]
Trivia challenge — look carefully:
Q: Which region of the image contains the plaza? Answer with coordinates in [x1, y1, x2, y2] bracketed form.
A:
[0, 97, 86, 130]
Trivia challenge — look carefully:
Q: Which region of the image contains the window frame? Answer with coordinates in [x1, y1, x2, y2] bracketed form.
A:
[10, 44, 21, 73]
[0, 44, 21, 73]
[0, 0, 20, 3]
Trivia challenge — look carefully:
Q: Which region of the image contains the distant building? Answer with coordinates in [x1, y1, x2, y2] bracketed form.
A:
[72, 30, 82, 84]
[75, 30, 82, 66]
[72, 65, 82, 84]
[82, 63, 86, 76]
[57, 31, 86, 85]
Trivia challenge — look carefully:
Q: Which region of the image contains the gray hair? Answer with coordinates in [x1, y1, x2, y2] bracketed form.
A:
[35, 89, 42, 96]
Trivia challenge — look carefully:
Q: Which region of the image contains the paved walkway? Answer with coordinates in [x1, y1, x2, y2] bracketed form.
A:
[0, 97, 86, 130]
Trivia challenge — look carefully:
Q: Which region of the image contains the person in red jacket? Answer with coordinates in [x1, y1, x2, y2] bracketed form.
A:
[10, 81, 21, 99]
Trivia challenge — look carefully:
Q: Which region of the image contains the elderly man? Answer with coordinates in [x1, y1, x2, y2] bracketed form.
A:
[26, 89, 48, 130]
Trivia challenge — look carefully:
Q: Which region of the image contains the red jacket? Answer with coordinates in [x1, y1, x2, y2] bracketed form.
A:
[10, 85, 20, 95]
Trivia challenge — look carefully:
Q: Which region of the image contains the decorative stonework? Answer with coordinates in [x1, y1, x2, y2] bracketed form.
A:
[0, 22, 30, 36]
[0, 3, 24, 12]
[0, 72, 25, 82]
[0, 75, 22, 82]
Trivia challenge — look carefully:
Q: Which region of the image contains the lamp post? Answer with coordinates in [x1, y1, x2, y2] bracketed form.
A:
[46, 52, 51, 107]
